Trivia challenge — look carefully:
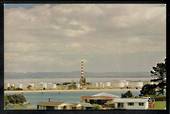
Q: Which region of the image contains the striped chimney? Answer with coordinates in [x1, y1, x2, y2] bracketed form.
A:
[81, 59, 84, 77]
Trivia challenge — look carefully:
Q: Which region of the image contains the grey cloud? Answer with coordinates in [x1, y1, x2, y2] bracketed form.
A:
[4, 4, 166, 72]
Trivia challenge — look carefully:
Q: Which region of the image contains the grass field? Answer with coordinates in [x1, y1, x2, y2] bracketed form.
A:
[153, 101, 166, 110]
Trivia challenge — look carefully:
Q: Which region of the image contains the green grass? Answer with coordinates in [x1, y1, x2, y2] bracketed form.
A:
[153, 101, 166, 110]
[4, 103, 35, 110]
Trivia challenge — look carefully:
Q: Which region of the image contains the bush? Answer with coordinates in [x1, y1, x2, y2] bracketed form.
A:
[154, 96, 166, 101]
[5, 94, 27, 104]
[121, 91, 133, 98]
[15, 88, 23, 90]
[67, 84, 77, 89]
[93, 104, 102, 110]
[27, 85, 32, 90]
[4, 95, 9, 106]
[62, 82, 71, 85]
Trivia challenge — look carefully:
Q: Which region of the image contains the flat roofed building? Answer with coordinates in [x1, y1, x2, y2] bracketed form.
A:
[58, 103, 77, 110]
[37, 101, 64, 110]
[76, 102, 94, 110]
[113, 98, 149, 109]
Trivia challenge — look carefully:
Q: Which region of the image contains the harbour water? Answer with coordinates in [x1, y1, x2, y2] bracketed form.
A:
[5, 90, 140, 109]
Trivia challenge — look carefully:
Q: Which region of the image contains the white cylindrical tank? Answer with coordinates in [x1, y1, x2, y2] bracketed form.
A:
[7, 83, 10, 88]
[136, 82, 143, 88]
[102, 83, 105, 88]
[76, 83, 80, 88]
[128, 81, 143, 88]
[99, 82, 103, 88]
[128, 81, 136, 87]
[95, 82, 99, 87]
[19, 84, 23, 89]
[43, 83, 47, 89]
[47, 83, 53, 89]
[112, 81, 125, 88]
[11, 84, 15, 87]
[53, 84, 57, 89]
[124, 81, 129, 87]
[106, 82, 111, 87]
[119, 81, 125, 88]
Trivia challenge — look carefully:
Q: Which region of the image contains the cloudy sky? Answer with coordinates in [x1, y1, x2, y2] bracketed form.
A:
[4, 4, 166, 73]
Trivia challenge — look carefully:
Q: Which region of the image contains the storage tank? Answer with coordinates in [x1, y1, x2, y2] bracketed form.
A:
[136, 82, 143, 88]
[106, 82, 111, 87]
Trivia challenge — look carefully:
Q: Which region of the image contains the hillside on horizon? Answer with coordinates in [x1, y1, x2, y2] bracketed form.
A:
[5, 71, 151, 79]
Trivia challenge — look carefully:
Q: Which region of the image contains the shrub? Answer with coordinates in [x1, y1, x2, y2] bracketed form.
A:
[154, 96, 166, 101]
[93, 104, 102, 110]
[121, 91, 133, 98]
[5, 94, 27, 104]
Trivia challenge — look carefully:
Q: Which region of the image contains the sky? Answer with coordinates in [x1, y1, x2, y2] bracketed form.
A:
[4, 4, 166, 73]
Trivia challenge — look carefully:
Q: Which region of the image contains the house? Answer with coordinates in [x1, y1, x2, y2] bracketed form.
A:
[113, 98, 149, 109]
[128, 81, 143, 89]
[76, 102, 94, 110]
[58, 103, 77, 110]
[37, 101, 64, 110]
[81, 92, 119, 105]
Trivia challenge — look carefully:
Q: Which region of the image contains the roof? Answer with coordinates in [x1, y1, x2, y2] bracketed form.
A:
[81, 96, 114, 100]
[37, 101, 64, 107]
[113, 98, 149, 103]
[59, 103, 77, 107]
[89, 97, 113, 100]
[92, 92, 119, 98]
[77, 103, 93, 107]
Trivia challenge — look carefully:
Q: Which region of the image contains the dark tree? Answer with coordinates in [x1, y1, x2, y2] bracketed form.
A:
[140, 84, 157, 96]
[140, 58, 166, 96]
[79, 76, 86, 87]
[5, 94, 26, 104]
[150, 58, 166, 95]
[121, 91, 133, 98]
[27, 85, 32, 90]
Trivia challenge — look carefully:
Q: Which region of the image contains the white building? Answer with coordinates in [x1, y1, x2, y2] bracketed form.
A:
[114, 98, 149, 109]
[37, 82, 47, 89]
[111, 80, 128, 88]
[16, 83, 23, 89]
[128, 81, 144, 89]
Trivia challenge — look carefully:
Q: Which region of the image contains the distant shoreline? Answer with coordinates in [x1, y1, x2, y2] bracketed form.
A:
[4, 89, 140, 94]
